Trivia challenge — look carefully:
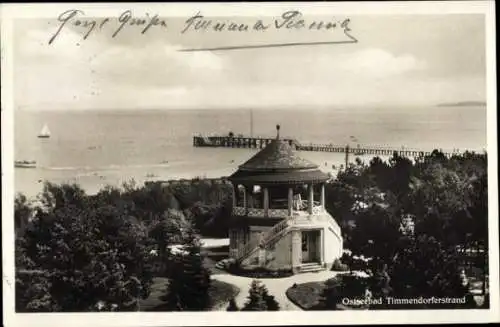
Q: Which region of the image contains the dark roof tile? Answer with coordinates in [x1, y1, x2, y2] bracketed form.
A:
[238, 139, 318, 171]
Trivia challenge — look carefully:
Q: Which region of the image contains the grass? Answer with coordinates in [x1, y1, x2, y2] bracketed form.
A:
[138, 277, 169, 311]
[138, 277, 239, 311]
[286, 281, 326, 310]
[208, 280, 240, 310]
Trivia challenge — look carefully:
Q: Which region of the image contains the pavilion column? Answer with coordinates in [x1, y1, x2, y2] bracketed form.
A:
[308, 183, 314, 214]
[263, 187, 269, 217]
[232, 185, 237, 207]
[291, 230, 302, 272]
[287, 187, 293, 216]
[320, 183, 325, 209]
[243, 186, 248, 215]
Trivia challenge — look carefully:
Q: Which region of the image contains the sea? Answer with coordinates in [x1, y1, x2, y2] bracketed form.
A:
[14, 106, 487, 198]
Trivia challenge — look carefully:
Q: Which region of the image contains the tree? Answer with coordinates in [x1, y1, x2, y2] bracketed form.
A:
[14, 193, 33, 234]
[386, 234, 472, 308]
[261, 285, 280, 311]
[148, 209, 191, 275]
[241, 280, 279, 311]
[241, 280, 268, 311]
[15, 183, 154, 312]
[226, 298, 239, 311]
[323, 151, 487, 309]
[162, 228, 211, 311]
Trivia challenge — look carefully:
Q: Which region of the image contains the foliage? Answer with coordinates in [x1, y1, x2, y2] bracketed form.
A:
[241, 280, 280, 311]
[227, 266, 293, 278]
[382, 235, 473, 308]
[15, 178, 227, 312]
[15, 183, 154, 312]
[184, 201, 232, 238]
[326, 151, 487, 253]
[161, 228, 211, 311]
[324, 151, 487, 308]
[331, 259, 349, 272]
[15, 193, 33, 233]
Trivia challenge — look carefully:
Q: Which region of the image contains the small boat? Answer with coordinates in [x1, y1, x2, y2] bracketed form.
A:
[15, 160, 37, 168]
[38, 124, 51, 138]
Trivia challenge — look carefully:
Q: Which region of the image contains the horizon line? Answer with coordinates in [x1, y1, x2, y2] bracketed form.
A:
[15, 102, 487, 112]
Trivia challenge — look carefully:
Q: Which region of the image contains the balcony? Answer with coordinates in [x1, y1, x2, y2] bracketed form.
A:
[232, 200, 324, 218]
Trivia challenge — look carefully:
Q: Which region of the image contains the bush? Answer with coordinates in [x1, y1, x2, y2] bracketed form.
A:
[341, 274, 368, 297]
[316, 277, 343, 310]
[331, 259, 349, 272]
[316, 274, 368, 310]
[227, 266, 293, 279]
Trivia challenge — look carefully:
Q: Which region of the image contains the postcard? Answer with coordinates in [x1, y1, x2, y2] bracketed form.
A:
[1, 1, 498, 326]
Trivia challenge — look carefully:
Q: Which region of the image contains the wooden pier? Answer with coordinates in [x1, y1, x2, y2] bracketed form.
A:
[192, 135, 459, 158]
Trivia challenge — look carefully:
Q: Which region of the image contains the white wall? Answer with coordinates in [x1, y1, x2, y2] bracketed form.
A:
[323, 225, 343, 264]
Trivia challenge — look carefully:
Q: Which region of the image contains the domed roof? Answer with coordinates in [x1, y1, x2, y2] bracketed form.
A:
[238, 139, 318, 171]
[229, 125, 330, 185]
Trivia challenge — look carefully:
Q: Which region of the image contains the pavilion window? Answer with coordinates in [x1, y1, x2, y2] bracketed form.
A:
[247, 190, 254, 208]
[251, 185, 262, 209]
[269, 186, 288, 209]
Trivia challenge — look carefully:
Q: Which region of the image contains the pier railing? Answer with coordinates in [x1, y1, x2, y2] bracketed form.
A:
[193, 135, 461, 157]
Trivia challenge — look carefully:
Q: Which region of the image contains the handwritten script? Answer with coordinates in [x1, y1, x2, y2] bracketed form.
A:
[48, 9, 357, 51]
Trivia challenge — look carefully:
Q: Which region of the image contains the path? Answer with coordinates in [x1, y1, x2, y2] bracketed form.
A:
[212, 270, 339, 311]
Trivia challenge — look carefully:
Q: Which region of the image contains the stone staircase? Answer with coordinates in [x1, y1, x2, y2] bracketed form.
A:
[236, 210, 343, 266]
[237, 216, 292, 264]
[298, 262, 324, 273]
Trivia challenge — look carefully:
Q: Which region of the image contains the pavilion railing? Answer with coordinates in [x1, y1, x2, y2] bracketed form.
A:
[232, 202, 324, 218]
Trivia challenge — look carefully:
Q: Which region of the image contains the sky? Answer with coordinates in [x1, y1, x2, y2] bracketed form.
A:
[13, 14, 486, 111]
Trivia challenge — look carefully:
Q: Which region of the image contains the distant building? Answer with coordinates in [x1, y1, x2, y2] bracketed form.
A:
[228, 125, 343, 273]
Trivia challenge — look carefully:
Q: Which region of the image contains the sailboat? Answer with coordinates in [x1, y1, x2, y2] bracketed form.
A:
[38, 124, 51, 138]
[14, 160, 37, 168]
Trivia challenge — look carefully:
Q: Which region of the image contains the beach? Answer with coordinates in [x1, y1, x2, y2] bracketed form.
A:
[14, 107, 486, 198]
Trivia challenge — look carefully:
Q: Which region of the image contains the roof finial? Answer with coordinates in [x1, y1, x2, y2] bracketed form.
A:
[276, 124, 280, 139]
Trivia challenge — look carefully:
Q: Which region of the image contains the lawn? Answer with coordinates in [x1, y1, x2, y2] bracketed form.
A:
[286, 281, 326, 310]
[138, 277, 239, 311]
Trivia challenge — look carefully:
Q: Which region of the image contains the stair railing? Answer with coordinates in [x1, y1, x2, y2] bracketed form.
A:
[237, 216, 292, 262]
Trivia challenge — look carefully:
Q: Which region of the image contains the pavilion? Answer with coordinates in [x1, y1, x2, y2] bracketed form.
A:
[227, 125, 343, 273]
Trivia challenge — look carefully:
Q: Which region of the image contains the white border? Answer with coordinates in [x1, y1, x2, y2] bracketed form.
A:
[1, 2, 498, 326]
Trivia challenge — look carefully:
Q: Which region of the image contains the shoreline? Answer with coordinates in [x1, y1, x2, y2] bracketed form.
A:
[15, 147, 476, 199]
[15, 167, 238, 199]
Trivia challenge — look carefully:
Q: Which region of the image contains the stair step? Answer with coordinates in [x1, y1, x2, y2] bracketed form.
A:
[299, 267, 323, 273]
[299, 263, 323, 272]
[301, 262, 322, 267]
